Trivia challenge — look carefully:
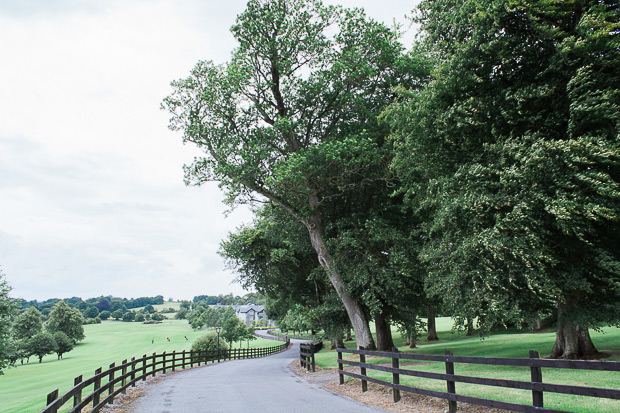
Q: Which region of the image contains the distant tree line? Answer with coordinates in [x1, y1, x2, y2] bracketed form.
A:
[192, 292, 265, 306]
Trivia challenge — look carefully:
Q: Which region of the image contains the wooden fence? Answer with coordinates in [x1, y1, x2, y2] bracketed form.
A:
[41, 341, 290, 413]
[299, 341, 323, 372]
[337, 347, 620, 412]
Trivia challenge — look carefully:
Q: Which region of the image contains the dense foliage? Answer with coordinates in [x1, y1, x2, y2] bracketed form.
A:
[203, 0, 620, 359]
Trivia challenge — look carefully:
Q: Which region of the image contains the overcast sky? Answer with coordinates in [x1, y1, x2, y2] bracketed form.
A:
[0, 0, 418, 302]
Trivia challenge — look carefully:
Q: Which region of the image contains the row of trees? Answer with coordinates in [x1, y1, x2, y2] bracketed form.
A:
[168, 0, 619, 359]
[192, 292, 265, 305]
[19, 295, 165, 317]
[4, 299, 85, 367]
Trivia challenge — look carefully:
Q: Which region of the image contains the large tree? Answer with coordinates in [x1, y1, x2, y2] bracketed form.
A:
[387, 0, 620, 358]
[164, 0, 421, 349]
[12, 307, 43, 341]
[46, 300, 85, 344]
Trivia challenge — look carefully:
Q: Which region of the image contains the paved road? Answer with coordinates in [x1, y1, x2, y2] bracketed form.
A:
[128, 338, 384, 413]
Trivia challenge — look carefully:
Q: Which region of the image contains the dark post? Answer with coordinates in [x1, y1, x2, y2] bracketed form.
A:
[392, 347, 401, 403]
[216, 326, 221, 363]
[530, 350, 544, 408]
[131, 357, 136, 386]
[184, 350, 188, 368]
[172, 350, 176, 372]
[162, 351, 166, 373]
[108, 362, 115, 403]
[445, 350, 457, 413]
[310, 343, 316, 373]
[73, 375, 83, 408]
[121, 359, 127, 394]
[359, 346, 368, 392]
[152, 352, 157, 377]
[338, 350, 344, 385]
[142, 354, 147, 381]
[46, 389, 59, 413]
[93, 367, 102, 407]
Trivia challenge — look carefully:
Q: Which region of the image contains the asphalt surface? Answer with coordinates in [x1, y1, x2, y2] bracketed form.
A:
[129, 337, 385, 413]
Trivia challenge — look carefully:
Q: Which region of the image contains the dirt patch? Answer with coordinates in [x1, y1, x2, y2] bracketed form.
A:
[291, 360, 508, 413]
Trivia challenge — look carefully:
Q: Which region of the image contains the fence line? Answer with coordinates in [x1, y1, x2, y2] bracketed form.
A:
[299, 342, 323, 372]
[41, 341, 290, 413]
[337, 347, 620, 413]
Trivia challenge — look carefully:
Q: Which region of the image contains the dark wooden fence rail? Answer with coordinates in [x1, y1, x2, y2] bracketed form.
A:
[299, 342, 323, 372]
[41, 341, 290, 413]
[337, 347, 620, 413]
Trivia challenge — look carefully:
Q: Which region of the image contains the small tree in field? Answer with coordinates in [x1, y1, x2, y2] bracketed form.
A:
[52, 332, 74, 359]
[27, 332, 57, 363]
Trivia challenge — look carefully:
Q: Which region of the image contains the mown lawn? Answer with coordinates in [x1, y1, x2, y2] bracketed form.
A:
[0, 319, 277, 412]
[312, 319, 620, 413]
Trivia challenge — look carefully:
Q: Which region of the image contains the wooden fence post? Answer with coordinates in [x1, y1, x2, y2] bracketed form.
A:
[530, 350, 544, 408]
[142, 354, 147, 381]
[162, 351, 166, 373]
[131, 357, 136, 386]
[46, 389, 58, 413]
[311, 343, 316, 373]
[172, 351, 176, 372]
[121, 359, 127, 394]
[108, 362, 115, 403]
[445, 350, 457, 413]
[392, 347, 401, 403]
[73, 375, 83, 408]
[338, 350, 344, 385]
[152, 353, 157, 377]
[359, 346, 368, 392]
[93, 367, 102, 407]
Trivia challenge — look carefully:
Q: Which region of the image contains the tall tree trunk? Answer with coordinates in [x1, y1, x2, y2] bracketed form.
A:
[409, 332, 416, 348]
[345, 326, 352, 341]
[550, 301, 598, 359]
[374, 310, 394, 351]
[305, 210, 375, 350]
[426, 305, 439, 341]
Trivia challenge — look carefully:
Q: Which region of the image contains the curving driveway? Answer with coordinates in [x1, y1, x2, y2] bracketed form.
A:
[127, 336, 384, 413]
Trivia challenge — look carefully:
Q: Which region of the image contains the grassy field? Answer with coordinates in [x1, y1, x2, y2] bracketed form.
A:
[0, 319, 278, 412]
[310, 319, 620, 413]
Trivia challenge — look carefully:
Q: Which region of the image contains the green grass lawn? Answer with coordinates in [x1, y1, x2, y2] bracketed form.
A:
[0, 319, 279, 412]
[313, 319, 620, 413]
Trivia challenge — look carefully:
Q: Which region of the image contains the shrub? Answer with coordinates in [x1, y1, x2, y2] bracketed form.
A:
[191, 332, 229, 362]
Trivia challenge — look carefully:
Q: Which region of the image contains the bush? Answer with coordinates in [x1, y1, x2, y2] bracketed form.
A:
[99, 311, 111, 320]
[191, 332, 229, 362]
[151, 313, 165, 321]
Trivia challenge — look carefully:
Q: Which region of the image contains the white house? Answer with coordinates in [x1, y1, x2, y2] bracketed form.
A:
[233, 303, 270, 326]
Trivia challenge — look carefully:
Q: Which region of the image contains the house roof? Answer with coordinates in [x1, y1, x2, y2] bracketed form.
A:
[234, 304, 265, 313]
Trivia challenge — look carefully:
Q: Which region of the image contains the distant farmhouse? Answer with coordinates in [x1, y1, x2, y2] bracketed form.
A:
[232, 303, 273, 326]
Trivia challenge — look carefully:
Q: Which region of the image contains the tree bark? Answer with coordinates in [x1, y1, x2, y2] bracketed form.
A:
[345, 326, 352, 341]
[550, 300, 599, 359]
[305, 209, 376, 350]
[426, 305, 439, 341]
[374, 310, 394, 351]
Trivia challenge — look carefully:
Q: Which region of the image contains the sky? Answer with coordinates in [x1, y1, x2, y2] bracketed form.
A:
[0, 0, 419, 302]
